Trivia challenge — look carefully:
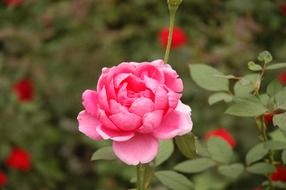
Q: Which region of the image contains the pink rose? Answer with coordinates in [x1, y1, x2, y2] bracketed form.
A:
[77, 60, 192, 165]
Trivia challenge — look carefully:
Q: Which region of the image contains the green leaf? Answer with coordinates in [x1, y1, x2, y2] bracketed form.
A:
[259, 94, 270, 106]
[174, 158, 216, 173]
[189, 64, 229, 91]
[218, 163, 244, 178]
[225, 99, 267, 117]
[155, 170, 194, 190]
[270, 129, 286, 143]
[246, 143, 268, 165]
[267, 80, 283, 96]
[274, 89, 286, 110]
[91, 146, 116, 161]
[264, 140, 286, 150]
[196, 142, 209, 157]
[247, 163, 275, 175]
[257, 50, 272, 63]
[208, 93, 233, 105]
[266, 63, 286, 70]
[156, 140, 174, 166]
[248, 61, 262, 71]
[175, 133, 197, 159]
[273, 113, 286, 131]
[207, 137, 233, 163]
[234, 74, 260, 97]
[282, 149, 286, 165]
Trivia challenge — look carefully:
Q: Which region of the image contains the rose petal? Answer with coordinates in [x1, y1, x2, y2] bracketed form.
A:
[168, 91, 181, 109]
[139, 110, 164, 133]
[82, 90, 98, 116]
[98, 110, 119, 131]
[96, 125, 134, 141]
[129, 98, 154, 116]
[97, 87, 110, 112]
[110, 111, 142, 131]
[112, 134, 159, 165]
[144, 75, 160, 91]
[77, 111, 102, 140]
[163, 69, 183, 92]
[153, 101, 192, 139]
[154, 86, 168, 110]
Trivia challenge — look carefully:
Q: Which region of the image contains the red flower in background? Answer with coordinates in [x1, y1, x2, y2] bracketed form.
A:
[263, 112, 274, 125]
[278, 72, 286, 85]
[271, 165, 286, 182]
[12, 78, 34, 102]
[4, 0, 23, 7]
[0, 171, 7, 187]
[6, 148, 31, 172]
[205, 128, 236, 148]
[159, 27, 187, 48]
[281, 4, 286, 16]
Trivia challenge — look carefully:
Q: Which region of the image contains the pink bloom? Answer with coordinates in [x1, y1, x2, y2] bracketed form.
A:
[78, 60, 192, 165]
[159, 27, 187, 48]
[205, 128, 236, 148]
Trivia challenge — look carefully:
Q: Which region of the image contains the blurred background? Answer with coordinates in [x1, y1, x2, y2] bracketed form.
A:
[0, 0, 286, 189]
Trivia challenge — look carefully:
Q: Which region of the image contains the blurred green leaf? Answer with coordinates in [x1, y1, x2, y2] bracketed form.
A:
[282, 150, 286, 165]
[257, 51, 272, 64]
[274, 89, 286, 110]
[196, 142, 209, 157]
[273, 113, 286, 131]
[264, 140, 286, 150]
[234, 74, 260, 97]
[174, 158, 216, 173]
[246, 143, 268, 165]
[155, 170, 194, 190]
[207, 137, 233, 163]
[218, 163, 244, 178]
[208, 93, 233, 105]
[175, 133, 197, 159]
[266, 63, 286, 70]
[156, 140, 174, 166]
[225, 99, 267, 117]
[267, 80, 283, 96]
[189, 64, 229, 91]
[270, 129, 286, 143]
[91, 147, 116, 161]
[248, 61, 262, 71]
[247, 163, 275, 175]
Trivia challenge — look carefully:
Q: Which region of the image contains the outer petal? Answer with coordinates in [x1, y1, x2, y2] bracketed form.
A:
[77, 111, 102, 140]
[82, 90, 98, 116]
[154, 86, 168, 110]
[153, 101, 192, 139]
[112, 134, 159, 165]
[163, 68, 183, 92]
[96, 126, 134, 141]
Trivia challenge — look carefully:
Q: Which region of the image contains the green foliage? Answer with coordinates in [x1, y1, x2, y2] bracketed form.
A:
[248, 61, 262, 71]
[208, 93, 233, 105]
[273, 113, 286, 131]
[207, 137, 233, 163]
[217, 163, 244, 179]
[246, 163, 275, 175]
[246, 143, 268, 165]
[155, 170, 194, 190]
[233, 74, 260, 97]
[257, 50, 272, 64]
[189, 64, 229, 91]
[174, 158, 216, 173]
[156, 140, 174, 166]
[91, 147, 116, 161]
[175, 133, 197, 159]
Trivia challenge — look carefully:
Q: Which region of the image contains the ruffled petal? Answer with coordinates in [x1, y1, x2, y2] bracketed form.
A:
[77, 111, 102, 140]
[152, 101, 192, 139]
[129, 97, 154, 116]
[82, 90, 98, 116]
[112, 134, 159, 165]
[110, 111, 142, 131]
[139, 110, 164, 133]
[96, 125, 134, 141]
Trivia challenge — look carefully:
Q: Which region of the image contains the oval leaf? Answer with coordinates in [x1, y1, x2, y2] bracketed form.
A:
[225, 100, 267, 117]
[267, 80, 283, 96]
[156, 140, 174, 166]
[174, 158, 216, 173]
[208, 93, 233, 105]
[175, 133, 197, 159]
[234, 74, 260, 97]
[218, 163, 244, 178]
[247, 162, 275, 175]
[246, 143, 268, 165]
[189, 64, 229, 91]
[91, 146, 116, 161]
[274, 89, 286, 110]
[273, 113, 286, 131]
[207, 137, 233, 163]
[264, 140, 286, 150]
[155, 170, 194, 190]
[266, 63, 286, 70]
[248, 61, 262, 71]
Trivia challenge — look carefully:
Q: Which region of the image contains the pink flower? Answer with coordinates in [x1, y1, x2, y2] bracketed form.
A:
[77, 60, 192, 165]
[205, 128, 236, 148]
[159, 27, 187, 48]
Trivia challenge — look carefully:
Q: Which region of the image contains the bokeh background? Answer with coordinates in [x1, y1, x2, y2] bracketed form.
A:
[0, 0, 286, 189]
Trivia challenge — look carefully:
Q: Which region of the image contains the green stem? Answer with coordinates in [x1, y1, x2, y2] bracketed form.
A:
[164, 12, 176, 64]
[136, 164, 146, 190]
